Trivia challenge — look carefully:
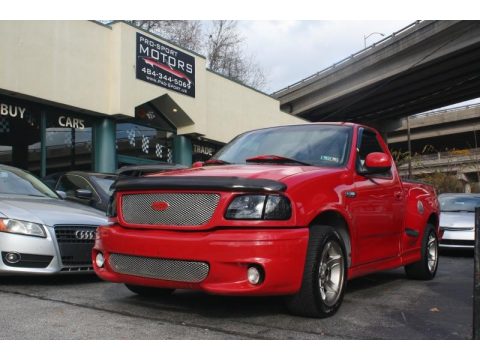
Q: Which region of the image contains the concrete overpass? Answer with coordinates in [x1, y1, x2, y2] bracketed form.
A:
[272, 21, 480, 125]
[387, 103, 480, 152]
[387, 103, 480, 190]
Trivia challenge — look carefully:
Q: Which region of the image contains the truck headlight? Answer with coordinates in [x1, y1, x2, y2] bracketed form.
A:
[225, 195, 291, 220]
[0, 218, 47, 238]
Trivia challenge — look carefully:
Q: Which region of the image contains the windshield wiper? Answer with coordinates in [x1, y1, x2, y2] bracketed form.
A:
[204, 159, 231, 166]
[245, 155, 313, 166]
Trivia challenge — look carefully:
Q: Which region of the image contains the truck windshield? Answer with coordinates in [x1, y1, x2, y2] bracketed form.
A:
[212, 125, 353, 167]
[439, 195, 480, 212]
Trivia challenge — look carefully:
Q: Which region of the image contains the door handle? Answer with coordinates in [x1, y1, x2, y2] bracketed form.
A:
[394, 191, 403, 200]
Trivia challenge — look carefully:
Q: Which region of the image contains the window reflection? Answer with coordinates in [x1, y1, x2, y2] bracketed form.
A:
[45, 117, 93, 175]
[116, 122, 174, 163]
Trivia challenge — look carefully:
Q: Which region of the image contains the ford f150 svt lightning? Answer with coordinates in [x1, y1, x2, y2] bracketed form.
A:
[93, 123, 440, 318]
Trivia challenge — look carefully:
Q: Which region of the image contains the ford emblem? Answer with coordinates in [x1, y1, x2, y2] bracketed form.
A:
[151, 201, 170, 211]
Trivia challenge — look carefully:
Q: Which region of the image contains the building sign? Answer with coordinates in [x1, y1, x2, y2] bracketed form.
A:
[136, 33, 195, 98]
[57, 116, 85, 129]
[193, 143, 215, 157]
[0, 102, 27, 119]
[192, 139, 224, 163]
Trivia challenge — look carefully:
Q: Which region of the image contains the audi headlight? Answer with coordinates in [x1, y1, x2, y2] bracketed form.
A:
[0, 218, 46, 238]
[225, 195, 291, 220]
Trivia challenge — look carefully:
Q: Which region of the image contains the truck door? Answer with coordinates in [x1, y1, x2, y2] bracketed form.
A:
[349, 128, 404, 265]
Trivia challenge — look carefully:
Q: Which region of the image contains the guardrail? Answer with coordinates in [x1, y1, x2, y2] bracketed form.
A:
[398, 148, 480, 170]
[271, 20, 423, 97]
[409, 102, 480, 119]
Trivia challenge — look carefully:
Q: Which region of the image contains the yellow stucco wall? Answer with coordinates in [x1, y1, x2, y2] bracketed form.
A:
[0, 20, 305, 144]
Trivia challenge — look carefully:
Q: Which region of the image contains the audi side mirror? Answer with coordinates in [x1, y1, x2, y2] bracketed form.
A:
[56, 190, 67, 199]
[75, 189, 93, 200]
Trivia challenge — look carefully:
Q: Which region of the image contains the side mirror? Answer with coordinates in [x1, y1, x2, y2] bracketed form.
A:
[75, 189, 93, 200]
[192, 161, 204, 168]
[363, 152, 392, 174]
[56, 190, 67, 199]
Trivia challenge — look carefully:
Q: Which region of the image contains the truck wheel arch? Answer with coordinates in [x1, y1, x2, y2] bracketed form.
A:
[310, 210, 352, 268]
[427, 213, 438, 227]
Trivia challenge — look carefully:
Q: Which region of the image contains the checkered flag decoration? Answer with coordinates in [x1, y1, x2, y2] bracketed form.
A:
[0, 119, 10, 134]
[167, 148, 172, 163]
[141, 135, 150, 154]
[127, 128, 136, 147]
[155, 143, 163, 158]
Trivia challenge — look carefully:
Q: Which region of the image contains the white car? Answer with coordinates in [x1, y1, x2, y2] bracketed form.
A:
[439, 193, 480, 249]
[0, 164, 108, 274]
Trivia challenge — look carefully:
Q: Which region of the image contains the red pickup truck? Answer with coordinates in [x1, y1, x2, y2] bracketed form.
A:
[93, 123, 440, 318]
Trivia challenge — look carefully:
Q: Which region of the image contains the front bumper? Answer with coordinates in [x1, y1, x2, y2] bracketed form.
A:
[439, 229, 474, 249]
[0, 226, 94, 275]
[93, 224, 310, 295]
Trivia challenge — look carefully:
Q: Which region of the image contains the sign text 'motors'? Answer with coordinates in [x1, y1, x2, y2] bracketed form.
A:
[136, 33, 196, 98]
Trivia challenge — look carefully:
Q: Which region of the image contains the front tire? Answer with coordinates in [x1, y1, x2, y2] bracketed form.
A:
[286, 225, 347, 318]
[405, 223, 438, 280]
[125, 284, 175, 297]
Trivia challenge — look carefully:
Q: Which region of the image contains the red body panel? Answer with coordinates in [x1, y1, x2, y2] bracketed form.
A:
[94, 123, 440, 295]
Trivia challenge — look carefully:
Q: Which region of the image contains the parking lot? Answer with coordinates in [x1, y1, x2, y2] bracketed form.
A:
[0, 250, 474, 340]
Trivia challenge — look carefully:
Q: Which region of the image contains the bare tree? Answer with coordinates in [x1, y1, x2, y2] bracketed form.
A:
[205, 20, 266, 89]
[126, 20, 267, 90]
[128, 20, 203, 53]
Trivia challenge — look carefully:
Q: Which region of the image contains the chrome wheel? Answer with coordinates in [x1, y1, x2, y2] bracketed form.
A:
[318, 240, 345, 307]
[427, 231, 438, 273]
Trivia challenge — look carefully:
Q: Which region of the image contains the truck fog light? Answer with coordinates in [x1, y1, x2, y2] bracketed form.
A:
[247, 266, 262, 285]
[5, 252, 21, 264]
[95, 252, 105, 268]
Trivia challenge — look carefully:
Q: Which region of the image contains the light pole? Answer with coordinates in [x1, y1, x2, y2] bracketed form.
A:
[364, 32, 385, 48]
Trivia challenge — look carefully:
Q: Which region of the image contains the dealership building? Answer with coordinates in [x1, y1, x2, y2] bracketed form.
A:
[0, 21, 304, 177]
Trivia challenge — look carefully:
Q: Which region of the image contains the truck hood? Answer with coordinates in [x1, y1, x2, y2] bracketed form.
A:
[0, 194, 108, 227]
[152, 164, 327, 182]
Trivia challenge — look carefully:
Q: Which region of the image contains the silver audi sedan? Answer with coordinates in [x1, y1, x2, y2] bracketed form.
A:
[0, 164, 108, 274]
[439, 193, 480, 249]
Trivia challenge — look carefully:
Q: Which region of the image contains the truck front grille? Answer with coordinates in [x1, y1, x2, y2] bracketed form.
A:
[120, 193, 220, 226]
[54, 225, 97, 268]
[109, 253, 209, 283]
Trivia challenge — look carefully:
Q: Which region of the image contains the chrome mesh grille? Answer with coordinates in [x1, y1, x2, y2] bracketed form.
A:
[109, 253, 209, 283]
[121, 193, 220, 226]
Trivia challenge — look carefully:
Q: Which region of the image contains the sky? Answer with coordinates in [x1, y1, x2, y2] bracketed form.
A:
[237, 20, 413, 93]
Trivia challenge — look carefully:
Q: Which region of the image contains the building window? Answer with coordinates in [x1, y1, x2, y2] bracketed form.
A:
[0, 97, 41, 175]
[116, 122, 174, 163]
[45, 113, 93, 175]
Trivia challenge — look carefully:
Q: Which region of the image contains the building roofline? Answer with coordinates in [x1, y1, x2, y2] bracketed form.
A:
[88, 20, 112, 29]
[99, 20, 207, 59]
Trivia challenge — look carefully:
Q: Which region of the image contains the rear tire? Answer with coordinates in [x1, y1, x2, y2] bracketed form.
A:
[125, 284, 175, 297]
[286, 225, 347, 318]
[405, 223, 438, 280]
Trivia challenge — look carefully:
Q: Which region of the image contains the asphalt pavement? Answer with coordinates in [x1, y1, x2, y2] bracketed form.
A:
[0, 250, 474, 339]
